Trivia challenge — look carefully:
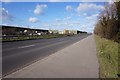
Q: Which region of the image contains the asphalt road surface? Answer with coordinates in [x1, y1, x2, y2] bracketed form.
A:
[2, 34, 89, 76]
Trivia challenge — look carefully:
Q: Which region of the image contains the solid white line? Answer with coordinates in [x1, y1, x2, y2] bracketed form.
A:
[18, 45, 35, 49]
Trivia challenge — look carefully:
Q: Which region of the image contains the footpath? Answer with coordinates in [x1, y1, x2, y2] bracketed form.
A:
[5, 35, 99, 78]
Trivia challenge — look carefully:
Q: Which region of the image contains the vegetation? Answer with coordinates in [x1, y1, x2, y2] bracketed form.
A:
[94, 1, 120, 42]
[2, 34, 73, 42]
[94, 1, 120, 78]
[95, 35, 118, 78]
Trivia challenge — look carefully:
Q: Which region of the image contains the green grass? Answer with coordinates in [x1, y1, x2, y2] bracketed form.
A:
[95, 35, 118, 78]
[2, 34, 70, 42]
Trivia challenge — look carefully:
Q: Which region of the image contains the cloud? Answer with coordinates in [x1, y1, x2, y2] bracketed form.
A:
[55, 16, 71, 22]
[52, 21, 80, 28]
[34, 4, 47, 15]
[0, 8, 13, 21]
[66, 5, 73, 11]
[86, 14, 99, 20]
[0, 0, 11, 2]
[43, 24, 50, 27]
[29, 17, 39, 23]
[77, 3, 104, 13]
[55, 18, 62, 22]
[81, 0, 116, 2]
[49, 0, 64, 2]
[78, 13, 88, 17]
[69, 21, 80, 26]
[63, 16, 72, 20]
[66, 16, 71, 20]
[0, 0, 118, 2]
[83, 13, 87, 16]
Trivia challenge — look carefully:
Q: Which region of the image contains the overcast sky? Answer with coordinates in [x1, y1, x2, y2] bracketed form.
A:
[1, 1, 110, 32]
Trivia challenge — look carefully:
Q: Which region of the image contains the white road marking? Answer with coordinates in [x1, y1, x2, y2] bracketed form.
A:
[18, 45, 35, 49]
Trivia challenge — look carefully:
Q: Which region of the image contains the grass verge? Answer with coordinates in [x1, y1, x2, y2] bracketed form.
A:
[2, 34, 72, 42]
[94, 35, 118, 78]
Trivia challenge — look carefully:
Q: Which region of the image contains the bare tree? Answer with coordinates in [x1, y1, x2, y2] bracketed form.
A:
[94, 1, 120, 42]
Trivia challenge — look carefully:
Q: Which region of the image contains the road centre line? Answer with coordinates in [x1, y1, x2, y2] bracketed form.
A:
[18, 45, 35, 49]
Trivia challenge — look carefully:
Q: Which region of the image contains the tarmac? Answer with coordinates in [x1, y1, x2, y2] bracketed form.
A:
[5, 35, 99, 78]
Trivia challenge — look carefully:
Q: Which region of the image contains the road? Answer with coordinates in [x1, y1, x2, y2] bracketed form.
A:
[2, 34, 89, 76]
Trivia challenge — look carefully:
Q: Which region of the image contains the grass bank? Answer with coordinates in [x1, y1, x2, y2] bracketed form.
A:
[95, 35, 118, 78]
[2, 34, 72, 42]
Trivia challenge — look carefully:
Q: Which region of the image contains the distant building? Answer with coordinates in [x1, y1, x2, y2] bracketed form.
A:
[49, 30, 59, 34]
[2, 25, 49, 36]
[77, 30, 87, 34]
[69, 30, 77, 34]
[2, 25, 87, 37]
[59, 31, 64, 34]
[63, 30, 69, 34]
[63, 30, 78, 35]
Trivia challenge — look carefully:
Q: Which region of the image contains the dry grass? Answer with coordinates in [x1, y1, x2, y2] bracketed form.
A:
[95, 35, 118, 78]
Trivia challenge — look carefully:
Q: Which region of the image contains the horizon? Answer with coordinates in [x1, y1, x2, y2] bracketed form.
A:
[2, 25, 88, 33]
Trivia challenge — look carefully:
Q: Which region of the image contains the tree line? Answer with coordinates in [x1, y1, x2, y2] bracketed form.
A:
[94, 1, 120, 42]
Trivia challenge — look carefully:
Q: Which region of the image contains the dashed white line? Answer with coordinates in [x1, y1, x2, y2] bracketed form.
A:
[18, 45, 35, 49]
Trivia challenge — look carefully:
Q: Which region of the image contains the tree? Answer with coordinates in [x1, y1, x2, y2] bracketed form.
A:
[94, 1, 120, 42]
